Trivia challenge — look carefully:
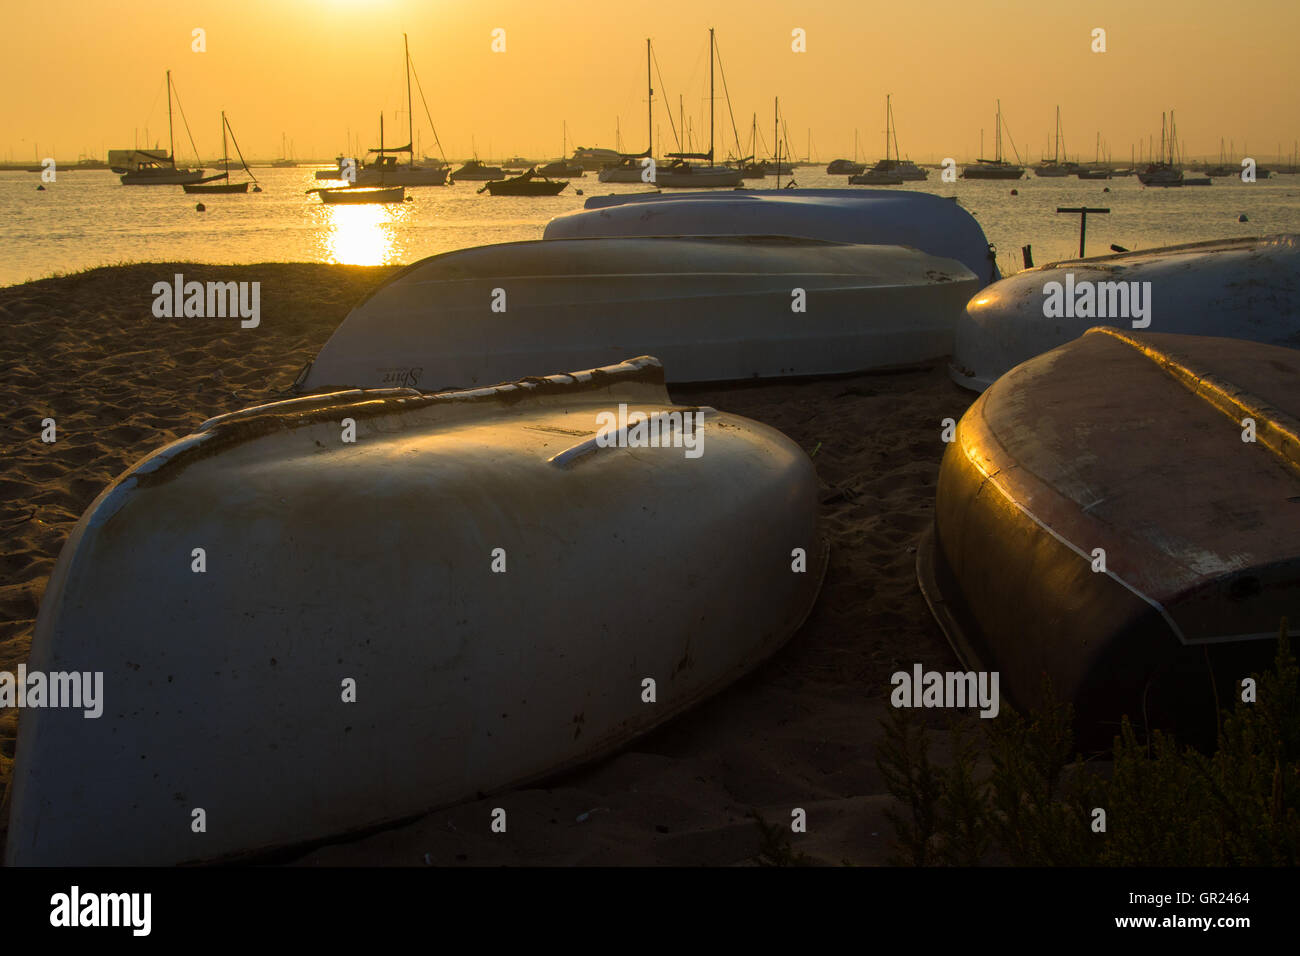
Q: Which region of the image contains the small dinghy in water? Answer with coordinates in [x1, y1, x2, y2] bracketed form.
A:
[5, 357, 826, 865]
[295, 236, 978, 394]
[919, 328, 1300, 750]
[543, 189, 1001, 286]
[952, 235, 1300, 391]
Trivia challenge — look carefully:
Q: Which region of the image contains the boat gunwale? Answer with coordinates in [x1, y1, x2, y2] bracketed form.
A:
[1084, 327, 1300, 477]
[344, 234, 897, 311]
[1033, 233, 1297, 271]
[119, 357, 675, 489]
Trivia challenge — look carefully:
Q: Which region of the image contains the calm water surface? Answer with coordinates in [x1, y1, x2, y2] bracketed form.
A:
[3, 166, 1300, 287]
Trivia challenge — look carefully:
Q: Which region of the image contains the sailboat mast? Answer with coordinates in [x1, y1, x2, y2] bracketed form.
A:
[892, 96, 899, 162]
[405, 34, 414, 169]
[884, 94, 890, 161]
[166, 70, 175, 168]
[708, 27, 715, 163]
[221, 111, 228, 175]
[774, 96, 780, 187]
[995, 100, 1002, 162]
[646, 38, 652, 155]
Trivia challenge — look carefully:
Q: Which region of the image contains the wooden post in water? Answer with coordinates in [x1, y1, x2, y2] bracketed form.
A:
[1057, 206, 1110, 257]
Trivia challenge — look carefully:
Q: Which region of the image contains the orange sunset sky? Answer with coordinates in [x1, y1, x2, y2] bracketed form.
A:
[2, 0, 1298, 163]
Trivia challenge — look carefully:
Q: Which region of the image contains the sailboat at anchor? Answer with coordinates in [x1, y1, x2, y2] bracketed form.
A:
[654, 28, 744, 188]
[184, 112, 260, 194]
[116, 70, 207, 185]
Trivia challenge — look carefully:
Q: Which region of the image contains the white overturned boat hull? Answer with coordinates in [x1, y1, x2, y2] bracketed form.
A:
[296, 237, 978, 394]
[5, 358, 826, 865]
[952, 235, 1300, 391]
[544, 189, 1000, 285]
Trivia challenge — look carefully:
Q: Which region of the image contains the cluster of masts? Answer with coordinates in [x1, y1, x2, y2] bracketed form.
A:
[94, 33, 1298, 191]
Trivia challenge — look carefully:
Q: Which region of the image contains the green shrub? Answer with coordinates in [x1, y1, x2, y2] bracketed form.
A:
[878, 625, 1299, 866]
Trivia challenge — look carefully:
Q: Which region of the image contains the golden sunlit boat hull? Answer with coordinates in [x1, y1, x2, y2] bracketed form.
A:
[921, 328, 1298, 750]
[5, 357, 826, 865]
[318, 185, 405, 204]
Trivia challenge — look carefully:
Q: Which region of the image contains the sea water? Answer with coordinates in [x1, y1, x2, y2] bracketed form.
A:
[3, 166, 1299, 287]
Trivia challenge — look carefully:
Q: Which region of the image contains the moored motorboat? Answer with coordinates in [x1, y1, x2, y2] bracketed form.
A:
[950, 235, 1300, 391]
[919, 328, 1299, 750]
[296, 236, 978, 393]
[962, 159, 1024, 180]
[4, 356, 827, 865]
[538, 160, 584, 178]
[451, 159, 506, 181]
[315, 155, 352, 180]
[544, 189, 1002, 286]
[1032, 162, 1075, 177]
[826, 158, 865, 175]
[570, 146, 623, 170]
[120, 163, 207, 185]
[316, 184, 406, 203]
[598, 156, 653, 183]
[849, 167, 904, 185]
[480, 167, 569, 196]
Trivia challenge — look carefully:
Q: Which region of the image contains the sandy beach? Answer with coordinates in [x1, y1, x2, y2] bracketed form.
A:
[0, 263, 978, 864]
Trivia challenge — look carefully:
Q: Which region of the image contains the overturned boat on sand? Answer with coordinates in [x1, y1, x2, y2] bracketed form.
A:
[294, 236, 978, 393]
[5, 357, 827, 865]
[544, 189, 1000, 286]
[919, 328, 1299, 750]
[951, 235, 1300, 391]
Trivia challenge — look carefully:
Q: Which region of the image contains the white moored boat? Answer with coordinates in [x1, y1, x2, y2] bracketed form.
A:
[295, 236, 978, 394]
[5, 357, 827, 866]
[951, 235, 1300, 391]
[544, 189, 1001, 286]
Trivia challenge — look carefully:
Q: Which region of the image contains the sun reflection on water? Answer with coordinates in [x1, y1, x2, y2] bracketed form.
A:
[315, 200, 410, 266]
